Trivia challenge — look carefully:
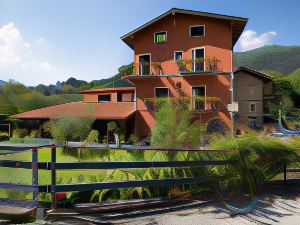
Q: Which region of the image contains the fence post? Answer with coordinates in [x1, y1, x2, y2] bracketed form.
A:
[51, 145, 57, 209]
[284, 164, 287, 184]
[32, 148, 38, 201]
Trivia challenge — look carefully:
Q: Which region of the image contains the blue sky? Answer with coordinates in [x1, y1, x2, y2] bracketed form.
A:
[0, 0, 299, 85]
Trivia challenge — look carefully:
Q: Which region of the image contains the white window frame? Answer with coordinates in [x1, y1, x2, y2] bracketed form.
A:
[191, 46, 205, 72]
[174, 51, 183, 61]
[154, 31, 167, 43]
[249, 102, 256, 113]
[189, 25, 205, 37]
[154, 87, 169, 98]
[192, 85, 206, 111]
[138, 53, 151, 75]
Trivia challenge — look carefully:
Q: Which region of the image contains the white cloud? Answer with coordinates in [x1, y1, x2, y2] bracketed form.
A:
[0, 22, 57, 85]
[236, 30, 277, 52]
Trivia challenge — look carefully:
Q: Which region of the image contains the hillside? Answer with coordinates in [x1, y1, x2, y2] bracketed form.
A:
[0, 80, 6, 86]
[234, 45, 300, 75]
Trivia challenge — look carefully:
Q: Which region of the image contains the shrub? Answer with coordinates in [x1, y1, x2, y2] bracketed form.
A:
[29, 129, 40, 138]
[128, 134, 139, 144]
[83, 130, 99, 145]
[43, 118, 94, 144]
[12, 128, 28, 138]
[0, 132, 9, 141]
[151, 98, 205, 149]
[107, 121, 119, 134]
[209, 132, 300, 181]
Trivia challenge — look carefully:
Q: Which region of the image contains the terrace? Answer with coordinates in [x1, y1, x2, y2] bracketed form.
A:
[122, 57, 224, 77]
[144, 97, 226, 114]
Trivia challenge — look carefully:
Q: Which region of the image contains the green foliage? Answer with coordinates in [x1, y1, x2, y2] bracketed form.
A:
[107, 121, 119, 134]
[118, 63, 134, 76]
[12, 128, 28, 138]
[128, 133, 139, 144]
[61, 84, 78, 94]
[0, 81, 82, 115]
[234, 45, 300, 75]
[0, 131, 9, 141]
[272, 78, 293, 96]
[151, 98, 205, 148]
[288, 68, 300, 95]
[210, 132, 300, 181]
[29, 129, 40, 138]
[43, 118, 94, 144]
[262, 70, 285, 79]
[266, 96, 294, 117]
[83, 130, 99, 145]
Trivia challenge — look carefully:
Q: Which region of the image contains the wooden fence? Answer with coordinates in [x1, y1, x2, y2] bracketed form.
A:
[0, 144, 236, 209]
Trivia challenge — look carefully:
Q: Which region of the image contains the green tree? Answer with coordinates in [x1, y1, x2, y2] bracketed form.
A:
[61, 84, 77, 94]
[43, 118, 94, 144]
[288, 68, 300, 95]
[262, 70, 285, 79]
[151, 98, 204, 149]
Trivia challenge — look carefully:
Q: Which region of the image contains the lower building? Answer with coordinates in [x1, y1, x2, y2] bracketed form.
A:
[233, 67, 273, 133]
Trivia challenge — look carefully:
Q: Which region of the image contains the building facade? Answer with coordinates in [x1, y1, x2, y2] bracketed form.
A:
[121, 8, 247, 137]
[233, 67, 273, 131]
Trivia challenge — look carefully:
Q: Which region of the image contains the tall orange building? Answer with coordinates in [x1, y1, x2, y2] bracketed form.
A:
[121, 8, 247, 137]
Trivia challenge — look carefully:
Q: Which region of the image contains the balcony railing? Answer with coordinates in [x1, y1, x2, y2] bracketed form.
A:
[144, 97, 224, 113]
[121, 57, 223, 76]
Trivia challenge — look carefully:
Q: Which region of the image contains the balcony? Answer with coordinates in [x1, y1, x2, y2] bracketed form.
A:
[121, 57, 223, 77]
[144, 97, 224, 114]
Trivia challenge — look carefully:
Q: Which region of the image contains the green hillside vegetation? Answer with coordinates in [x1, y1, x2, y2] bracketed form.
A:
[0, 81, 82, 115]
[288, 68, 300, 95]
[234, 45, 300, 74]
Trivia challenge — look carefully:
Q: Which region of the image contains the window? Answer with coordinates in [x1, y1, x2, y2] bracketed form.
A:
[98, 94, 111, 102]
[190, 25, 205, 37]
[155, 87, 169, 98]
[248, 117, 257, 128]
[249, 103, 256, 112]
[154, 31, 167, 43]
[174, 51, 183, 61]
[249, 86, 256, 96]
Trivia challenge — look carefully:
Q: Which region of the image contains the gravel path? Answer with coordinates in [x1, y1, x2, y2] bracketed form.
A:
[116, 184, 300, 225]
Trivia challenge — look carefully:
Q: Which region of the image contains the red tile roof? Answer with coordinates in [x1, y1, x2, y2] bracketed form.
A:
[80, 87, 135, 94]
[12, 102, 135, 120]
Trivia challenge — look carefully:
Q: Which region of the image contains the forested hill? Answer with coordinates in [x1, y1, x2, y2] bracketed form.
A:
[233, 45, 300, 75]
[0, 80, 6, 86]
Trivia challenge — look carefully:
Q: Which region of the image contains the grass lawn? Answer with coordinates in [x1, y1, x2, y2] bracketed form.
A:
[0, 147, 108, 186]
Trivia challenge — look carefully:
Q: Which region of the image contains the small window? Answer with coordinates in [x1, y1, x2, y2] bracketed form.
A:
[174, 51, 183, 61]
[249, 86, 255, 96]
[154, 31, 167, 43]
[249, 103, 256, 112]
[155, 87, 169, 98]
[190, 25, 205, 37]
[98, 94, 111, 102]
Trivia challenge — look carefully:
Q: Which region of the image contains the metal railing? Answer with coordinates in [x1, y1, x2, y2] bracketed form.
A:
[144, 97, 227, 113]
[124, 57, 223, 76]
[0, 144, 234, 210]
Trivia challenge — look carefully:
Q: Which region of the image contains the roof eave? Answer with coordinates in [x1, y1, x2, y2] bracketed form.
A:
[121, 8, 248, 48]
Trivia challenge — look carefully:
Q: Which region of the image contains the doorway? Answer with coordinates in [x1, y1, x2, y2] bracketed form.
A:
[192, 48, 204, 71]
[139, 55, 150, 75]
[192, 86, 205, 111]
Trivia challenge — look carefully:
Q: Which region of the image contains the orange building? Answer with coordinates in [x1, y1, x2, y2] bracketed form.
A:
[13, 8, 248, 139]
[121, 8, 247, 137]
